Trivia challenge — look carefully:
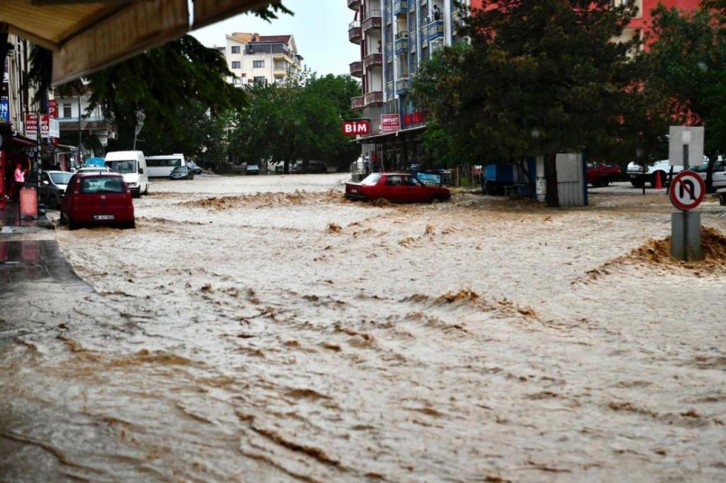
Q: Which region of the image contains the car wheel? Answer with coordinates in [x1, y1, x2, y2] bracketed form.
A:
[59, 211, 67, 225]
[48, 195, 59, 210]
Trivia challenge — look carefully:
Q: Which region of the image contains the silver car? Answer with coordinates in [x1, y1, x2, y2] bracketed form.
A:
[26, 170, 73, 209]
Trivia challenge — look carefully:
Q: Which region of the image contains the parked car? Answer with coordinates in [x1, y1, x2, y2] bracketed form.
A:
[692, 158, 726, 192]
[187, 160, 203, 175]
[25, 170, 73, 209]
[626, 159, 683, 188]
[60, 172, 135, 229]
[169, 165, 194, 180]
[345, 172, 451, 203]
[586, 162, 621, 187]
[246, 164, 260, 175]
[292, 160, 327, 174]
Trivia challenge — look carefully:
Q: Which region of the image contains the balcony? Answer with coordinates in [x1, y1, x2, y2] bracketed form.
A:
[351, 95, 365, 110]
[362, 8, 382, 33]
[348, 21, 361, 44]
[347, 0, 360, 10]
[395, 33, 409, 55]
[427, 20, 444, 41]
[393, 0, 407, 15]
[363, 52, 382, 69]
[364, 90, 384, 107]
[396, 78, 410, 95]
[349, 61, 363, 78]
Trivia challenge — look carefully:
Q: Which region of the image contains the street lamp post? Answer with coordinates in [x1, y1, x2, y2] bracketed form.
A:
[133, 110, 145, 150]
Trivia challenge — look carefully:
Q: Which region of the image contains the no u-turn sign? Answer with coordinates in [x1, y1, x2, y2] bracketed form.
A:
[669, 170, 705, 211]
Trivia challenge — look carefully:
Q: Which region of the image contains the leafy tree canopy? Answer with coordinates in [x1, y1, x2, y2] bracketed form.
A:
[639, 4, 726, 156]
[228, 71, 360, 173]
[413, 0, 644, 206]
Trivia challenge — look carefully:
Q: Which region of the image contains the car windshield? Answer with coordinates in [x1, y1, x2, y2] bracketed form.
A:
[172, 166, 187, 173]
[50, 172, 73, 185]
[106, 160, 136, 173]
[360, 173, 382, 185]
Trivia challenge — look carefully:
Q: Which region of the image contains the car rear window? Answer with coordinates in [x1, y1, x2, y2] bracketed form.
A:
[80, 177, 126, 194]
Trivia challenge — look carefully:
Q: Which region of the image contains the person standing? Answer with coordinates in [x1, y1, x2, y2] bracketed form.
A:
[12, 162, 26, 202]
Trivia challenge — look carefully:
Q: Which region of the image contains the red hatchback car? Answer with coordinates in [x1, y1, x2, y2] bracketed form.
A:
[345, 172, 451, 203]
[60, 172, 136, 229]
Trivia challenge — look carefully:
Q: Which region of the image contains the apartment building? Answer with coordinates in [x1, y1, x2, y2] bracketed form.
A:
[347, 0, 480, 168]
[223, 32, 304, 88]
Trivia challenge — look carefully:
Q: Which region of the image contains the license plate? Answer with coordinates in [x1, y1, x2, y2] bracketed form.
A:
[94, 214, 114, 220]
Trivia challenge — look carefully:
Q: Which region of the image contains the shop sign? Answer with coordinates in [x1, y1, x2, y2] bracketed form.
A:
[343, 119, 370, 136]
[26, 113, 54, 138]
[25, 113, 38, 137]
[48, 100, 58, 118]
[403, 111, 426, 127]
[0, 97, 8, 123]
[381, 114, 400, 133]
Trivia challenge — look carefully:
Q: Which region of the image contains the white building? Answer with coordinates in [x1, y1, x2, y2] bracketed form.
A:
[223, 33, 303, 87]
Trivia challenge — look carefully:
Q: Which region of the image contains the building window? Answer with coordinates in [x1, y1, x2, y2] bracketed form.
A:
[62, 103, 72, 118]
[253, 60, 265, 68]
[231, 61, 241, 69]
[254, 76, 267, 85]
[231, 45, 240, 54]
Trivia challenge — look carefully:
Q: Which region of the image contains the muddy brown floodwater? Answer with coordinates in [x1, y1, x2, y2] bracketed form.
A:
[1, 174, 725, 482]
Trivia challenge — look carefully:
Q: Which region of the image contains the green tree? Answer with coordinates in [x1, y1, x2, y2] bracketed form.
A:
[413, 0, 642, 207]
[639, 4, 726, 190]
[228, 72, 360, 173]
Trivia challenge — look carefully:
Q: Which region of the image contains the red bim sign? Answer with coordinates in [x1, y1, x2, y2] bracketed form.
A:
[342, 119, 370, 136]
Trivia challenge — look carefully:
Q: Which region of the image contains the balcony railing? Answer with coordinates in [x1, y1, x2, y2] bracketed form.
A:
[347, 0, 360, 10]
[349, 61, 363, 77]
[351, 95, 365, 110]
[427, 20, 444, 41]
[362, 8, 382, 32]
[396, 78, 410, 95]
[395, 36, 408, 54]
[363, 52, 382, 69]
[364, 90, 384, 107]
[348, 21, 361, 44]
[393, 0, 407, 15]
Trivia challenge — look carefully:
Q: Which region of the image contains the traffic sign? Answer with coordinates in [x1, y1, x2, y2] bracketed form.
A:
[669, 170, 705, 211]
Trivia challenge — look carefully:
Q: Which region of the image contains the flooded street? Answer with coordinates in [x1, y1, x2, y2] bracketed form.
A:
[1, 174, 725, 481]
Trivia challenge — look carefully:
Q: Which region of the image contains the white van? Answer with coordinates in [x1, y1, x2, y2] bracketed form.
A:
[104, 150, 149, 197]
[145, 153, 186, 178]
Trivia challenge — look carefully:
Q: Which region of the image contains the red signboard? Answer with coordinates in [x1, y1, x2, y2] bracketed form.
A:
[381, 114, 400, 133]
[25, 113, 38, 137]
[343, 119, 370, 136]
[48, 99, 58, 118]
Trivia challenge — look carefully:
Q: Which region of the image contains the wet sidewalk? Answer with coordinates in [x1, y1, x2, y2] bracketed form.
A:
[0, 199, 91, 293]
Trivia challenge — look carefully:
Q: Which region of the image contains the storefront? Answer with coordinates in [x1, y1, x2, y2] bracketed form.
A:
[0, 129, 36, 202]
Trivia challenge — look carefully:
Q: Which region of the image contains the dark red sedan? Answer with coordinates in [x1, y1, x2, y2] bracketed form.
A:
[60, 172, 136, 229]
[345, 172, 451, 203]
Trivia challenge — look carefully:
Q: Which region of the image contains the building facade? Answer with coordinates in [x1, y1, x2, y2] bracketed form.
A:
[223, 33, 303, 88]
[347, 0, 480, 169]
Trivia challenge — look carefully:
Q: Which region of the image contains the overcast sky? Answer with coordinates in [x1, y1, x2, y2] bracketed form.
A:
[190, 0, 360, 77]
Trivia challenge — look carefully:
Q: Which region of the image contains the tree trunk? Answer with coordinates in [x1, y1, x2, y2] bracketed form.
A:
[544, 153, 560, 208]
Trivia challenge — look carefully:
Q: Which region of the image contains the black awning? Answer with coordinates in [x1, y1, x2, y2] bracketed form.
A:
[12, 134, 38, 147]
[353, 125, 427, 144]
